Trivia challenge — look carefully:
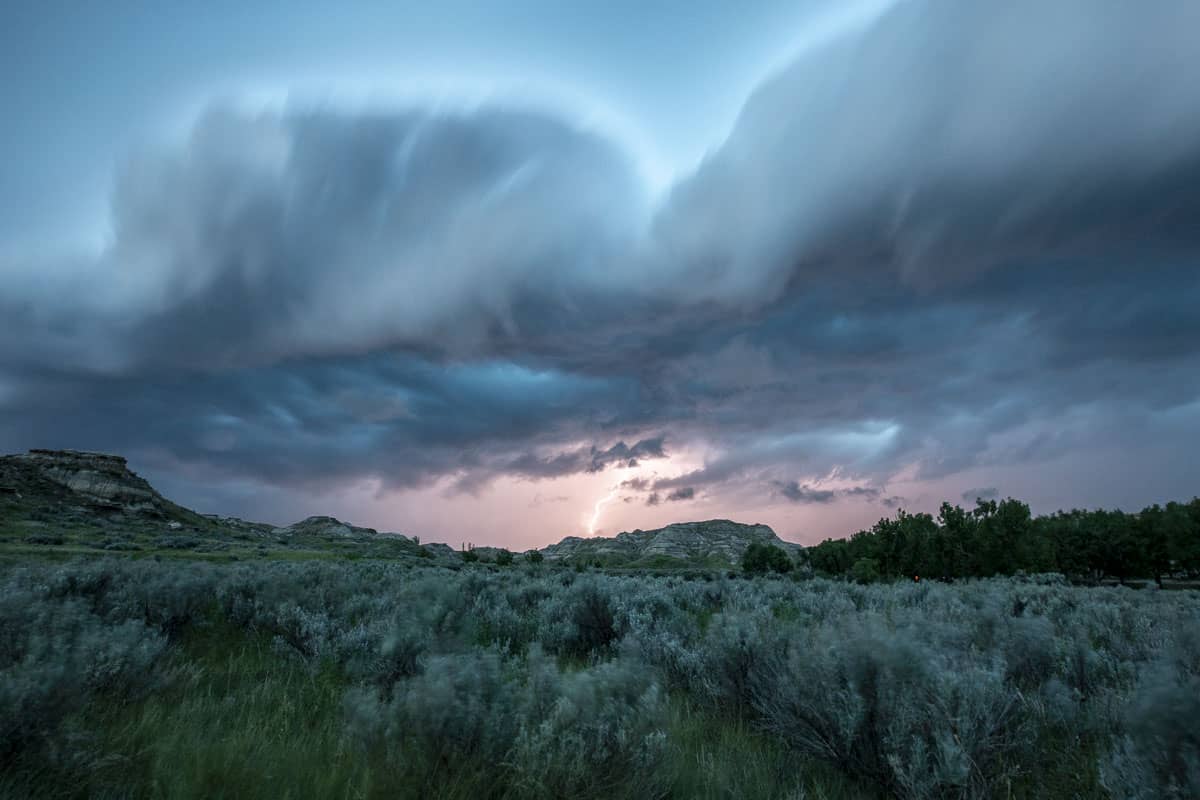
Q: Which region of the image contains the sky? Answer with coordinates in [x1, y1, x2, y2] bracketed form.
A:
[3, 1, 1199, 550]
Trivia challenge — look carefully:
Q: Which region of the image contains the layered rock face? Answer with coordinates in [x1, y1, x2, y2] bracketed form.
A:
[0, 449, 437, 556]
[539, 519, 799, 565]
[5, 449, 173, 515]
[16, 450, 163, 513]
[271, 515, 415, 542]
[273, 515, 380, 539]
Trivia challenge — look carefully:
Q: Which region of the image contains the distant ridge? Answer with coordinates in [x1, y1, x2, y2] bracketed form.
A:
[0, 449, 446, 557]
[538, 519, 798, 566]
[2, 449, 788, 567]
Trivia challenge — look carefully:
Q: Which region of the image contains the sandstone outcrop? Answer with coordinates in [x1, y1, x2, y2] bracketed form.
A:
[1, 449, 196, 521]
[539, 519, 798, 565]
[272, 515, 415, 542]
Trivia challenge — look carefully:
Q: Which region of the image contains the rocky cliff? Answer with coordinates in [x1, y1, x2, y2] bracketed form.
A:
[539, 519, 798, 565]
[0, 448, 450, 561]
[272, 515, 418, 543]
[1, 449, 201, 522]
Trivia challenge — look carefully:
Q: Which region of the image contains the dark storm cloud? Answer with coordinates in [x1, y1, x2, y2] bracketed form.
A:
[962, 488, 999, 503]
[643, 487, 693, 506]
[774, 481, 837, 504]
[451, 436, 668, 492]
[589, 438, 667, 472]
[3, 1, 1200, 512]
[0, 353, 663, 495]
[772, 481, 881, 505]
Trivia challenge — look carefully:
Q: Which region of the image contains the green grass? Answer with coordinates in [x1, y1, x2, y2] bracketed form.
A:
[1, 616, 875, 800]
[663, 700, 877, 800]
[4, 619, 374, 800]
[0, 537, 405, 565]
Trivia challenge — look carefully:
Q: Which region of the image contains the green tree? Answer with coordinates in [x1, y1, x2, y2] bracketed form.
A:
[742, 542, 793, 575]
[495, 549, 514, 566]
[1095, 509, 1145, 583]
[1046, 509, 1102, 581]
[526, 550, 545, 565]
[1167, 499, 1200, 577]
[992, 498, 1033, 575]
[849, 557, 881, 584]
[809, 538, 851, 575]
[937, 502, 975, 577]
[1137, 505, 1172, 587]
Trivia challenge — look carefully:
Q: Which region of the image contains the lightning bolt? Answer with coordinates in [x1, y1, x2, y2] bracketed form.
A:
[587, 485, 620, 536]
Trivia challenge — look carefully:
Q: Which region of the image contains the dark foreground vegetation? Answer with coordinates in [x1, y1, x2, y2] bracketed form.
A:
[3, 556, 1198, 799]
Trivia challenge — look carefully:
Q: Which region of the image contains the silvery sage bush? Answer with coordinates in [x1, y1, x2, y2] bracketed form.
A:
[750, 618, 1029, 799]
[0, 576, 166, 766]
[1100, 620, 1200, 800]
[344, 645, 667, 799]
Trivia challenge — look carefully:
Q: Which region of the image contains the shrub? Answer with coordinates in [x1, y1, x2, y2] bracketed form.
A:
[509, 647, 668, 798]
[495, 549, 514, 566]
[345, 646, 668, 799]
[0, 587, 166, 768]
[527, 550, 545, 564]
[1100, 626, 1200, 799]
[752, 620, 1030, 798]
[697, 610, 781, 715]
[540, 577, 622, 658]
[3, 555, 1199, 798]
[154, 535, 202, 550]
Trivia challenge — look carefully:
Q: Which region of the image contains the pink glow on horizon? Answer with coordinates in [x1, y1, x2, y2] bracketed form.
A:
[161, 440, 1190, 553]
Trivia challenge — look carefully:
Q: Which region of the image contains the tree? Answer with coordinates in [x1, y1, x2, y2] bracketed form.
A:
[809, 538, 851, 575]
[1167, 500, 1200, 577]
[1095, 510, 1144, 583]
[799, 494, 1200, 583]
[990, 498, 1034, 576]
[1137, 505, 1172, 587]
[742, 542, 793, 575]
[850, 557, 881, 584]
[526, 550, 545, 565]
[495, 549, 514, 566]
[937, 502, 974, 576]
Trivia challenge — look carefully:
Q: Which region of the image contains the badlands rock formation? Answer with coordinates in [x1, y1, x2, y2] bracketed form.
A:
[539, 519, 798, 565]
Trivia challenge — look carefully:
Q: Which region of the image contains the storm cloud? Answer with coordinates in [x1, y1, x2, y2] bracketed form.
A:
[645, 487, 696, 506]
[772, 482, 882, 505]
[962, 488, 1000, 504]
[2, 0, 1199, 539]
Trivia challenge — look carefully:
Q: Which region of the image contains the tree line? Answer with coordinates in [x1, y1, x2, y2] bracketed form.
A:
[801, 496, 1200, 585]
